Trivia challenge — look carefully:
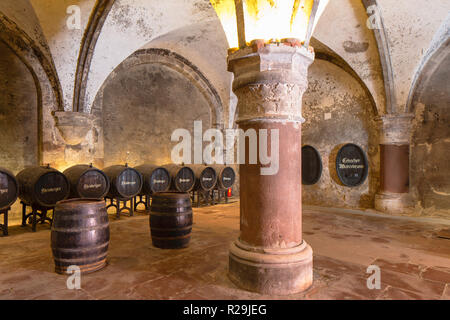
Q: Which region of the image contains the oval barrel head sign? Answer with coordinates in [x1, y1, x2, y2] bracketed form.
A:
[302, 146, 322, 185]
[79, 170, 108, 198]
[150, 168, 170, 193]
[118, 169, 141, 198]
[336, 144, 369, 187]
[36, 173, 69, 206]
[0, 172, 17, 210]
[176, 167, 194, 192]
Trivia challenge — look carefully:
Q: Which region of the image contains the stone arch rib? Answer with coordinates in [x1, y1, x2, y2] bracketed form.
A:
[73, 0, 115, 113]
[361, 0, 396, 114]
[0, 11, 63, 112]
[406, 36, 450, 113]
[0, 11, 64, 164]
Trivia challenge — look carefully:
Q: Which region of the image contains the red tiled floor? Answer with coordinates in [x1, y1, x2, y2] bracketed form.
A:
[420, 266, 450, 284]
[0, 201, 449, 300]
[377, 287, 428, 300]
[370, 258, 424, 277]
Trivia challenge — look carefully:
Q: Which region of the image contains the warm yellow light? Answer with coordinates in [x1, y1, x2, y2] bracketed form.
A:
[244, 0, 312, 44]
[210, 0, 329, 49]
[210, 0, 240, 49]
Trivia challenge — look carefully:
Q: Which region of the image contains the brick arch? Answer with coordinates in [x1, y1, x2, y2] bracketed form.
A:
[93, 48, 225, 129]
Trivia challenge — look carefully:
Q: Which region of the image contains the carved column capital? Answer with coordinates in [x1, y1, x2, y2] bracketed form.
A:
[377, 113, 414, 145]
[54, 111, 93, 146]
[228, 44, 314, 123]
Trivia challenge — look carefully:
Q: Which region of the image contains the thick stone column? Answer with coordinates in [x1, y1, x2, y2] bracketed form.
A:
[227, 43, 314, 295]
[375, 114, 414, 214]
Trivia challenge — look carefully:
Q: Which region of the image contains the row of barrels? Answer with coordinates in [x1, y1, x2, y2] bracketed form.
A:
[0, 164, 236, 211]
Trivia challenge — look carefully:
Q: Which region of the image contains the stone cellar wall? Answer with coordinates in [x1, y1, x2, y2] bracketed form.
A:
[0, 0, 448, 221]
[302, 60, 380, 209]
[0, 42, 39, 174]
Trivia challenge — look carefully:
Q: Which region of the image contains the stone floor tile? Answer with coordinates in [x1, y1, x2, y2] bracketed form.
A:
[420, 266, 450, 284]
[1, 201, 450, 300]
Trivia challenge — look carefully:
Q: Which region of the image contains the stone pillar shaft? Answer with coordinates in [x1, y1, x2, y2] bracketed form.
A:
[227, 44, 314, 295]
[375, 114, 414, 214]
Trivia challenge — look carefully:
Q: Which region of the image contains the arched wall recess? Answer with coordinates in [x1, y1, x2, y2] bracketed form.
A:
[406, 37, 450, 113]
[0, 11, 64, 164]
[93, 48, 224, 129]
[311, 37, 380, 117]
[0, 12, 63, 112]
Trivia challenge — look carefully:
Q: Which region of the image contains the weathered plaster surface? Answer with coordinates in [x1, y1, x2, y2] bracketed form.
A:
[143, 21, 231, 127]
[302, 60, 380, 209]
[99, 60, 211, 167]
[30, 0, 96, 111]
[85, 0, 217, 113]
[314, 0, 385, 115]
[0, 42, 39, 173]
[411, 51, 450, 217]
[0, 0, 52, 64]
[377, 0, 450, 111]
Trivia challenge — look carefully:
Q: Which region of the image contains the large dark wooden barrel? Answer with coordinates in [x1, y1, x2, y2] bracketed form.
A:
[187, 165, 217, 192]
[103, 164, 143, 199]
[150, 192, 193, 249]
[16, 165, 69, 208]
[302, 146, 323, 185]
[0, 167, 19, 211]
[135, 164, 171, 194]
[211, 165, 236, 190]
[51, 199, 109, 274]
[64, 164, 110, 199]
[163, 164, 195, 192]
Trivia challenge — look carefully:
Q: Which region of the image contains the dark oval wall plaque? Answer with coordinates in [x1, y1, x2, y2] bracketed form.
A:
[302, 145, 323, 185]
[336, 144, 369, 187]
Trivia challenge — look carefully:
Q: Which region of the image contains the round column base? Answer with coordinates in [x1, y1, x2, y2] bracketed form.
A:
[375, 192, 414, 215]
[228, 240, 313, 295]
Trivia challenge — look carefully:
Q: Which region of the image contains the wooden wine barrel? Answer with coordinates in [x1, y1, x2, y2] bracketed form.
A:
[150, 192, 193, 249]
[16, 165, 69, 208]
[163, 164, 195, 192]
[64, 164, 110, 199]
[0, 167, 19, 211]
[187, 165, 217, 192]
[302, 146, 322, 185]
[135, 164, 171, 194]
[211, 165, 236, 190]
[103, 164, 143, 199]
[51, 199, 109, 274]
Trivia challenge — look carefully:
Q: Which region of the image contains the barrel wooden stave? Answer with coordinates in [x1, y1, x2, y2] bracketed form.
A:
[187, 165, 217, 192]
[302, 146, 323, 185]
[163, 164, 195, 193]
[103, 165, 143, 199]
[211, 165, 236, 190]
[221, 166, 236, 189]
[16, 166, 69, 208]
[0, 167, 18, 211]
[150, 192, 193, 249]
[135, 164, 171, 194]
[64, 164, 110, 199]
[51, 199, 110, 274]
